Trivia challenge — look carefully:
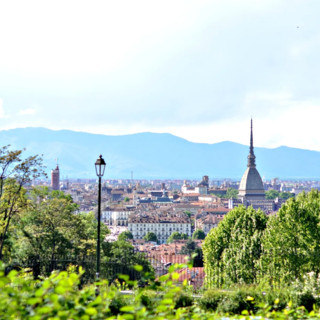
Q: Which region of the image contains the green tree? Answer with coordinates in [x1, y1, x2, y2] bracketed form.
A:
[0, 146, 46, 259]
[265, 189, 279, 199]
[13, 187, 109, 263]
[226, 188, 238, 199]
[118, 230, 133, 241]
[184, 210, 192, 218]
[261, 189, 320, 285]
[279, 191, 295, 200]
[192, 229, 206, 240]
[203, 206, 268, 288]
[143, 232, 158, 242]
[167, 232, 188, 243]
[102, 240, 153, 281]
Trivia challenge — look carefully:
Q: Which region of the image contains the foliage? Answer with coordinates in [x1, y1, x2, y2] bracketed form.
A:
[143, 231, 158, 243]
[0, 146, 46, 259]
[12, 187, 109, 264]
[265, 189, 294, 200]
[261, 189, 320, 285]
[118, 230, 133, 241]
[102, 240, 154, 283]
[1, 262, 320, 319]
[167, 232, 188, 243]
[279, 191, 295, 199]
[203, 205, 268, 288]
[265, 189, 280, 199]
[180, 239, 198, 256]
[192, 229, 206, 240]
[226, 187, 238, 199]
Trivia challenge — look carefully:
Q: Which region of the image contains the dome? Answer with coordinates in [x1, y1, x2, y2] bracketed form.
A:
[238, 167, 264, 196]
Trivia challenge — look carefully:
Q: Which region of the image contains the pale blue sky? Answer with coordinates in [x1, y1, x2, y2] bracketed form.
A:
[0, 0, 320, 150]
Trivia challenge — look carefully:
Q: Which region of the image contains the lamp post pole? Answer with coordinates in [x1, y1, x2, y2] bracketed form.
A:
[97, 175, 102, 280]
[95, 155, 106, 282]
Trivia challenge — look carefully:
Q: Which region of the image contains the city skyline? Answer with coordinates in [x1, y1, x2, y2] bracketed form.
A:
[1, 1, 320, 150]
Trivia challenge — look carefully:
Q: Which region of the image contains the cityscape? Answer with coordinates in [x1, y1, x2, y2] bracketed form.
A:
[2, 1, 320, 318]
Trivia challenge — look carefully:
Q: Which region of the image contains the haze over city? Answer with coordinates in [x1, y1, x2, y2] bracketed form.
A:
[1, 1, 320, 150]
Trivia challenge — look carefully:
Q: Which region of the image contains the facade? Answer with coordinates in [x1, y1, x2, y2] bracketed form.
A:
[238, 120, 265, 202]
[51, 165, 60, 190]
[181, 176, 209, 195]
[128, 211, 192, 244]
[102, 206, 135, 225]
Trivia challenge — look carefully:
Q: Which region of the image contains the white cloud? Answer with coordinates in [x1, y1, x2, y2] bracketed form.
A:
[0, 98, 8, 119]
[18, 108, 36, 116]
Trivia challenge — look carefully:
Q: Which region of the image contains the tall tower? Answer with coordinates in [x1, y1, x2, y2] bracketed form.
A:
[51, 165, 60, 190]
[238, 119, 265, 201]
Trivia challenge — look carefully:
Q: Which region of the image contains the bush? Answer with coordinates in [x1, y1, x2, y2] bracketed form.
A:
[216, 290, 256, 314]
[138, 289, 158, 310]
[174, 291, 194, 309]
[198, 289, 225, 311]
[108, 292, 133, 315]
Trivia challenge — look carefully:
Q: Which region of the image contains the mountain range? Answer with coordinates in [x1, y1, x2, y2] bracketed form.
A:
[1, 127, 319, 180]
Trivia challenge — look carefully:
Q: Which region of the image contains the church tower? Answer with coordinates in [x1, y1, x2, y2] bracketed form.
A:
[51, 165, 60, 191]
[238, 119, 265, 201]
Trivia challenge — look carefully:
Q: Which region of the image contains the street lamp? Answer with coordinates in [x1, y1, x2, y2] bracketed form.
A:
[95, 155, 106, 281]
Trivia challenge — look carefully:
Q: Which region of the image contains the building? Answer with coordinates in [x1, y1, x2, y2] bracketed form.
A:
[181, 176, 209, 195]
[238, 120, 265, 202]
[128, 211, 192, 244]
[102, 206, 136, 225]
[51, 165, 60, 190]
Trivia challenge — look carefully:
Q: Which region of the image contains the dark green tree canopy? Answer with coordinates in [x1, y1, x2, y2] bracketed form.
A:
[192, 229, 206, 240]
[143, 232, 158, 243]
[118, 230, 133, 241]
[167, 232, 188, 243]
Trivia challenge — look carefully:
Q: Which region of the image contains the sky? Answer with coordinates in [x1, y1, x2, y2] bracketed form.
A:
[1, 0, 320, 151]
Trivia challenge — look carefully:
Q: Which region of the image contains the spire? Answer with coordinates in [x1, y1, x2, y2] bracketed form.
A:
[247, 118, 256, 168]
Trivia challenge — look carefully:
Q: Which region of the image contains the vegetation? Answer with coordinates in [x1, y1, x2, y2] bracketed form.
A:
[143, 232, 158, 243]
[226, 187, 238, 199]
[0, 145, 46, 259]
[167, 232, 188, 243]
[261, 190, 320, 285]
[118, 230, 133, 241]
[203, 205, 268, 287]
[192, 229, 206, 240]
[265, 189, 295, 200]
[1, 262, 320, 319]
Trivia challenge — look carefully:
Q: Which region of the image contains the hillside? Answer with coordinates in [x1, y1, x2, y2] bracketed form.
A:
[1, 127, 319, 179]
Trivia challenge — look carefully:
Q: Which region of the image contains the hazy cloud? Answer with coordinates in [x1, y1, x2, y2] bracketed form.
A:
[0, 1, 320, 150]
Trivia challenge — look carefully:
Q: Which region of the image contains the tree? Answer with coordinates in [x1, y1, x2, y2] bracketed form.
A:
[118, 230, 133, 241]
[203, 206, 268, 288]
[143, 232, 158, 243]
[192, 229, 206, 240]
[226, 188, 238, 199]
[279, 191, 295, 200]
[0, 146, 46, 259]
[184, 211, 192, 218]
[167, 232, 188, 243]
[13, 187, 109, 263]
[261, 190, 320, 285]
[265, 189, 279, 200]
[102, 240, 153, 282]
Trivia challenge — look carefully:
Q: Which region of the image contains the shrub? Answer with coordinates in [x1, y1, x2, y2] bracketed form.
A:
[198, 289, 225, 311]
[174, 291, 194, 309]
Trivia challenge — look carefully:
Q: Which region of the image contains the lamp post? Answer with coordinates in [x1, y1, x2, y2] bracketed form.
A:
[95, 155, 106, 281]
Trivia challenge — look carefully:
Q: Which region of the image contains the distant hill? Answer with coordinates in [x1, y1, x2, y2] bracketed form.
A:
[1, 127, 320, 180]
